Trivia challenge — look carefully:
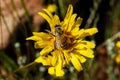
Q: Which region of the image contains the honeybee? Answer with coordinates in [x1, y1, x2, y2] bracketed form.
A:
[46, 25, 70, 49]
[54, 25, 68, 49]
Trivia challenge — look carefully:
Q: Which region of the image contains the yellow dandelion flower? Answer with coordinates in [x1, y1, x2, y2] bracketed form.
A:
[115, 41, 120, 64]
[26, 4, 98, 77]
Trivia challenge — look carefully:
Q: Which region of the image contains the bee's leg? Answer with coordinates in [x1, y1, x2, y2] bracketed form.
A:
[45, 29, 55, 36]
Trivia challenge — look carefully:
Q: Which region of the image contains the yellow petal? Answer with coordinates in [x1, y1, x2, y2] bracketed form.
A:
[71, 53, 83, 71]
[76, 29, 85, 38]
[35, 56, 51, 66]
[75, 54, 86, 63]
[63, 51, 71, 65]
[46, 4, 57, 13]
[38, 12, 55, 32]
[85, 27, 98, 36]
[38, 12, 51, 24]
[82, 41, 95, 48]
[71, 17, 82, 32]
[40, 46, 53, 55]
[26, 36, 42, 41]
[48, 67, 55, 75]
[55, 56, 64, 77]
[74, 43, 87, 49]
[75, 41, 95, 49]
[53, 15, 60, 25]
[33, 32, 53, 40]
[74, 17, 83, 28]
[56, 67, 64, 77]
[33, 32, 48, 37]
[62, 4, 73, 31]
[34, 41, 47, 48]
[43, 9, 53, 18]
[78, 49, 94, 58]
[67, 14, 77, 32]
[51, 52, 58, 66]
[64, 4, 73, 20]
[50, 15, 60, 31]
[71, 29, 84, 37]
[38, 12, 54, 30]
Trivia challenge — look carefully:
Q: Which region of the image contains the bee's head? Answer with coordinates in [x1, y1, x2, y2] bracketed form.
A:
[55, 25, 63, 35]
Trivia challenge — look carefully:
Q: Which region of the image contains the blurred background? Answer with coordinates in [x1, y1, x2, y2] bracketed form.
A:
[0, 0, 120, 80]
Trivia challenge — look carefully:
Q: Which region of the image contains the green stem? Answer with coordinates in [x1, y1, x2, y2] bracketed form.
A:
[58, 0, 66, 19]
[14, 62, 36, 73]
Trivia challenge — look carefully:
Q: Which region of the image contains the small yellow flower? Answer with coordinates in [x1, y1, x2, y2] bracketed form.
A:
[116, 41, 120, 48]
[26, 4, 98, 76]
[115, 51, 120, 64]
[115, 41, 120, 64]
[46, 4, 57, 13]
